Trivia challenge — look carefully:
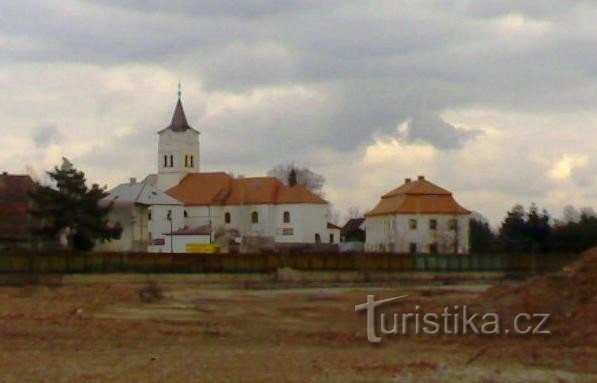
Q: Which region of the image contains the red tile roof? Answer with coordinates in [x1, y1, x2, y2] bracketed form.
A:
[365, 176, 470, 217]
[166, 173, 327, 206]
[167, 224, 211, 236]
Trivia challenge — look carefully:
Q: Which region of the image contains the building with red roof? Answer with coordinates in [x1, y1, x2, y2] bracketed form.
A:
[140, 92, 337, 252]
[365, 176, 471, 254]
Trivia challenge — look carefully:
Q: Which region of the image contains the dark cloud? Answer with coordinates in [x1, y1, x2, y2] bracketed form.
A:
[32, 123, 61, 148]
[2, 0, 597, 190]
[405, 112, 481, 149]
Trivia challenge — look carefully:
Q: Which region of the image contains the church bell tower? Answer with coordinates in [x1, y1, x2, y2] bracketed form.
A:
[156, 84, 200, 191]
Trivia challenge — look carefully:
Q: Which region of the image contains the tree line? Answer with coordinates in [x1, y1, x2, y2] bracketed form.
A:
[470, 203, 597, 254]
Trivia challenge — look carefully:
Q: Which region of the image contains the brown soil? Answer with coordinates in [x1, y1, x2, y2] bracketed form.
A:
[0, 261, 595, 382]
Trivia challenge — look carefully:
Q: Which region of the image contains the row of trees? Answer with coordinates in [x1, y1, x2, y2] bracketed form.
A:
[470, 204, 597, 254]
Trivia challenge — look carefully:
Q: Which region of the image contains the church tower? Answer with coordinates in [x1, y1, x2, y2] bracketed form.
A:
[156, 86, 200, 191]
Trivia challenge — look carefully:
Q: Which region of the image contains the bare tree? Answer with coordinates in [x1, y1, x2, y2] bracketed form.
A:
[267, 164, 325, 196]
[344, 206, 361, 222]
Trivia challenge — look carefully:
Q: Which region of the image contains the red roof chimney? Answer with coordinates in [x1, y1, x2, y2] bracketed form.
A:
[418, 175, 425, 181]
[404, 178, 411, 184]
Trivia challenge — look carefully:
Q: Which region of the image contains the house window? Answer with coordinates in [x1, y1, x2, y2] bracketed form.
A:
[190, 155, 194, 167]
[251, 211, 259, 224]
[163, 155, 168, 167]
[329, 233, 334, 243]
[224, 212, 231, 224]
[429, 243, 438, 254]
[148, 210, 152, 220]
[448, 219, 458, 231]
[409, 219, 417, 230]
[169, 155, 173, 167]
[184, 155, 188, 167]
[184, 210, 188, 218]
[315, 233, 321, 243]
[409, 243, 417, 254]
[283, 211, 290, 223]
[429, 219, 437, 230]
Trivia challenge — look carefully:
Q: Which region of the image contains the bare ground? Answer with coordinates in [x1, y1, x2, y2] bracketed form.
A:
[0, 276, 595, 382]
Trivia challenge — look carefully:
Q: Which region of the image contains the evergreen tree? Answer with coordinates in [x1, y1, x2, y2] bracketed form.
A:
[29, 158, 121, 251]
[525, 203, 551, 252]
[498, 204, 528, 252]
[469, 218, 495, 253]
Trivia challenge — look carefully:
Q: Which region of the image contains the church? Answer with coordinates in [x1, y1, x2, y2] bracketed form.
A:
[100, 90, 337, 253]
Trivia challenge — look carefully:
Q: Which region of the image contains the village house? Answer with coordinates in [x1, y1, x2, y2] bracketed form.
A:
[137, 91, 337, 253]
[97, 178, 184, 252]
[0, 173, 35, 250]
[364, 176, 471, 254]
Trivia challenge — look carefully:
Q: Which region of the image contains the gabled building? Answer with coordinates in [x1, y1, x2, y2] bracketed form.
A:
[365, 176, 471, 254]
[98, 178, 184, 252]
[339, 218, 366, 252]
[166, 172, 330, 248]
[142, 91, 335, 252]
[0, 173, 34, 249]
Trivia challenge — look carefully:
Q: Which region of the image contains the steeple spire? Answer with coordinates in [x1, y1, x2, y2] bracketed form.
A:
[166, 82, 192, 132]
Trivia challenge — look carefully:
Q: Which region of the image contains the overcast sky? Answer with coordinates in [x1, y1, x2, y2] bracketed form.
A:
[1, 0, 597, 225]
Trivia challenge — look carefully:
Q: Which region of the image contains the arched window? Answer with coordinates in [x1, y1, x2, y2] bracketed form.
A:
[184, 210, 188, 218]
[283, 211, 290, 223]
[190, 155, 194, 167]
[163, 155, 168, 167]
[315, 233, 321, 243]
[224, 212, 231, 224]
[251, 211, 259, 224]
[184, 155, 188, 167]
[169, 155, 173, 167]
[148, 210, 152, 221]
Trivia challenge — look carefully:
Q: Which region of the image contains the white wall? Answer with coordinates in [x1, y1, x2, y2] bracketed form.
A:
[365, 214, 470, 253]
[186, 203, 330, 244]
[98, 204, 152, 252]
[147, 204, 185, 253]
[327, 228, 340, 244]
[156, 128, 200, 190]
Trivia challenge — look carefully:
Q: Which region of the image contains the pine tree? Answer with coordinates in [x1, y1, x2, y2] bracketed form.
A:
[29, 158, 121, 251]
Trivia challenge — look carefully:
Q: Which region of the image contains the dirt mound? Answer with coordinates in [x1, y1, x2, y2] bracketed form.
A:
[482, 247, 597, 342]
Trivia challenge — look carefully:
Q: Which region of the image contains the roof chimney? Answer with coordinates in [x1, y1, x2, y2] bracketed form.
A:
[129, 177, 136, 184]
[404, 178, 411, 184]
[418, 175, 425, 181]
[1, 171, 7, 176]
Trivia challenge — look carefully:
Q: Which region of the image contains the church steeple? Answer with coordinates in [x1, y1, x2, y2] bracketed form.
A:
[166, 82, 192, 132]
[155, 83, 201, 191]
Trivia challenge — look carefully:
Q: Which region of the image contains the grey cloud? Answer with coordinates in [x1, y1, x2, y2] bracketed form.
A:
[32, 123, 62, 148]
[405, 112, 481, 149]
[2, 0, 597, 174]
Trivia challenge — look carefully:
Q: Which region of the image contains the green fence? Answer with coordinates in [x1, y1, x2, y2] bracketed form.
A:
[0, 251, 579, 274]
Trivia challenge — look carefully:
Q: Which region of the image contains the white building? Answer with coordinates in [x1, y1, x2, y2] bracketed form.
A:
[365, 176, 471, 254]
[97, 178, 184, 252]
[141, 92, 337, 252]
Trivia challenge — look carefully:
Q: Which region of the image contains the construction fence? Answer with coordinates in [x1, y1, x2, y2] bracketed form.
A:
[0, 251, 579, 274]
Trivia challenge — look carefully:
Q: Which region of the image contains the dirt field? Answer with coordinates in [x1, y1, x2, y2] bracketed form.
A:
[0, 276, 595, 382]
